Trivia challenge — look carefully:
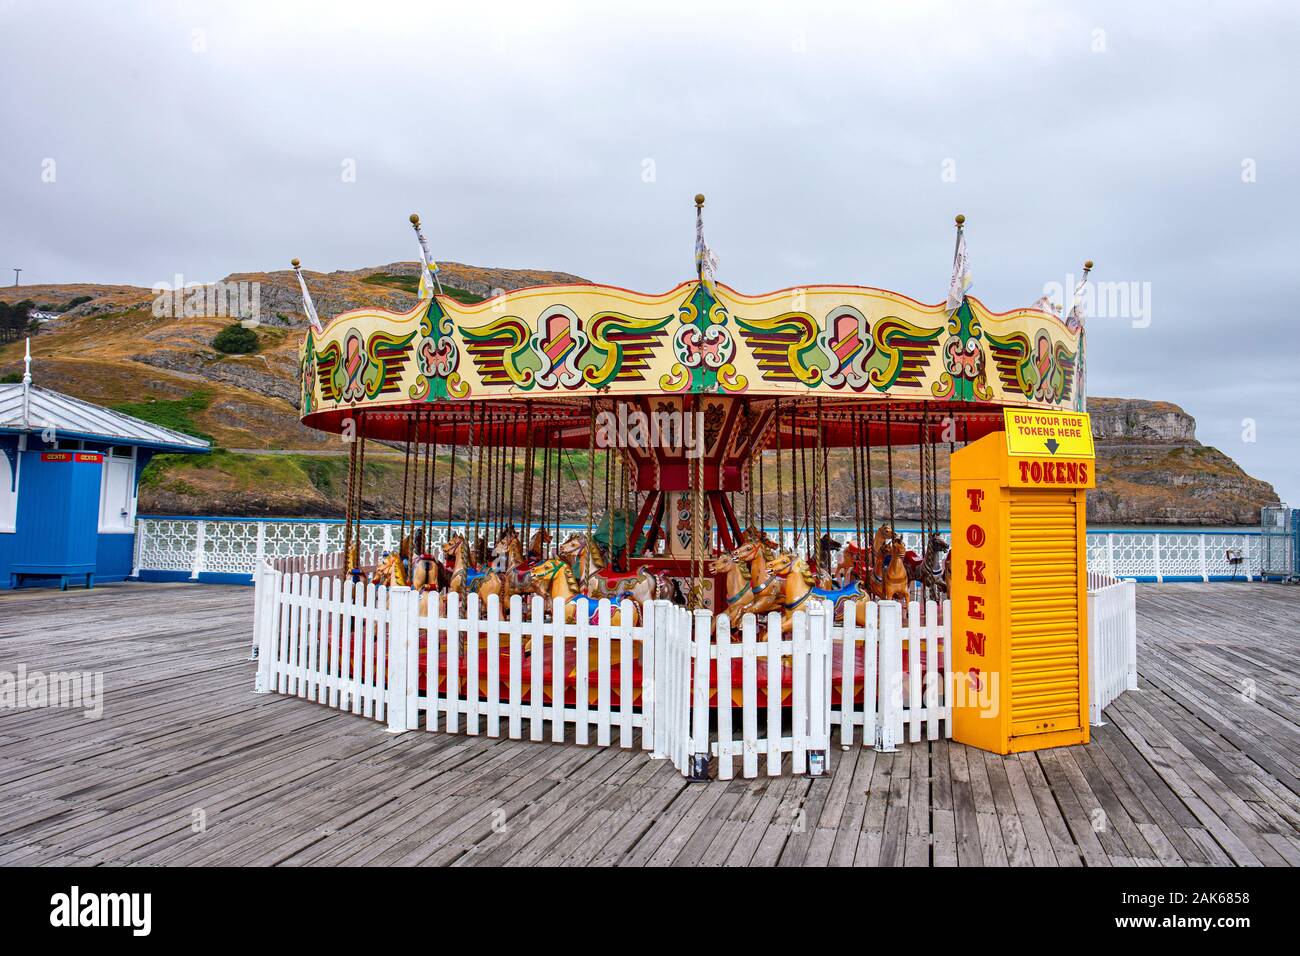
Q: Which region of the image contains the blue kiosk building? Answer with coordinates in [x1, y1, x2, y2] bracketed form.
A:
[0, 344, 210, 589]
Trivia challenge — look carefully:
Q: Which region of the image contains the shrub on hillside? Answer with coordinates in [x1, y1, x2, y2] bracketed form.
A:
[212, 324, 259, 354]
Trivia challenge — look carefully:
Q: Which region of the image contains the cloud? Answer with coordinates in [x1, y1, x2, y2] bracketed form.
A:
[1, 0, 1295, 504]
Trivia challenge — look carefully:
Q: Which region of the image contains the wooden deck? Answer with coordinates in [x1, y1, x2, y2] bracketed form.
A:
[0, 581, 1296, 866]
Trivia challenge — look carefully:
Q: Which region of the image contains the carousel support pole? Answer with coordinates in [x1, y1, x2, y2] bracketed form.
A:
[445, 413, 458, 541]
[885, 405, 896, 535]
[758, 422, 766, 536]
[818, 398, 830, 556]
[521, 401, 534, 543]
[774, 398, 784, 548]
[354, 419, 368, 575]
[709, 495, 735, 552]
[629, 488, 657, 558]
[717, 493, 742, 549]
[643, 491, 667, 557]
[586, 398, 597, 558]
[508, 410, 519, 534]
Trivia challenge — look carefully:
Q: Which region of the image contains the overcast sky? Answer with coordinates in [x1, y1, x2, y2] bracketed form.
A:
[2, 0, 1297, 505]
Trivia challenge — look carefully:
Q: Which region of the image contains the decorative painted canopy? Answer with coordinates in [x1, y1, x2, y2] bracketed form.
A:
[299, 279, 1083, 444]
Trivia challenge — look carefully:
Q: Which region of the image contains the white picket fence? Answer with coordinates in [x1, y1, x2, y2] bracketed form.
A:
[252, 554, 1136, 774]
[1087, 576, 1139, 725]
[252, 554, 954, 779]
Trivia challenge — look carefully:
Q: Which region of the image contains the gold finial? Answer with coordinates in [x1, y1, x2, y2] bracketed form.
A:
[291, 258, 300, 269]
[409, 213, 420, 226]
[694, 193, 705, 207]
[1084, 259, 1094, 270]
[955, 214, 966, 226]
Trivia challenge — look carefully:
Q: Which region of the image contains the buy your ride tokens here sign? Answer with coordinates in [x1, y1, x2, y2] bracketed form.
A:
[1003, 409, 1094, 459]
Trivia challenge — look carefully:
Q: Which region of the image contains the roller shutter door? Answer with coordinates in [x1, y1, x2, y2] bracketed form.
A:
[1008, 491, 1080, 737]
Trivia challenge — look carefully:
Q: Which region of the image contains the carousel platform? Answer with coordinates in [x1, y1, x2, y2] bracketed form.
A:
[0, 581, 1295, 867]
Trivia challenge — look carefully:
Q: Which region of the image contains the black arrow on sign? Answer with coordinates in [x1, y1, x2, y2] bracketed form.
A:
[1044, 438, 1060, 455]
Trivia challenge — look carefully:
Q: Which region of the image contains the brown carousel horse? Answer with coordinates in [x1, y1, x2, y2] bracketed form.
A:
[371, 550, 407, 587]
[768, 552, 871, 631]
[731, 537, 786, 617]
[712, 550, 755, 619]
[529, 554, 628, 626]
[740, 524, 778, 560]
[442, 533, 504, 604]
[525, 527, 552, 561]
[881, 535, 911, 611]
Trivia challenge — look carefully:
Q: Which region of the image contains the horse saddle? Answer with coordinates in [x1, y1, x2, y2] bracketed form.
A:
[812, 582, 864, 603]
[463, 567, 487, 586]
[594, 566, 639, 584]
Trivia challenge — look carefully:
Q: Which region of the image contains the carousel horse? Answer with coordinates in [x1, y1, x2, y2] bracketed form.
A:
[371, 549, 407, 587]
[529, 555, 624, 625]
[817, 533, 842, 576]
[558, 531, 657, 605]
[836, 541, 866, 586]
[712, 551, 756, 620]
[771, 553, 872, 629]
[881, 535, 910, 607]
[910, 533, 950, 597]
[740, 524, 779, 560]
[731, 537, 786, 618]
[865, 524, 899, 599]
[525, 527, 552, 561]
[442, 533, 503, 603]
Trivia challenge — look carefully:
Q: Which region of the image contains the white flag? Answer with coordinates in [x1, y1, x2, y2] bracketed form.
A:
[413, 221, 440, 300]
[946, 230, 971, 313]
[1031, 294, 1059, 315]
[951, 230, 972, 312]
[294, 263, 322, 334]
[695, 209, 719, 294]
[1065, 273, 1088, 331]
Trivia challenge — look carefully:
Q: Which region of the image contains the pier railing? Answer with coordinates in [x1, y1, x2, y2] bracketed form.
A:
[138, 515, 1266, 584]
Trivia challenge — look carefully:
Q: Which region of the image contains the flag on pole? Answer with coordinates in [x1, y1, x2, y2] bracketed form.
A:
[410, 213, 442, 300]
[946, 223, 971, 314]
[694, 198, 719, 296]
[1031, 294, 1059, 315]
[292, 259, 322, 333]
[1065, 262, 1092, 332]
[1066, 260, 1093, 412]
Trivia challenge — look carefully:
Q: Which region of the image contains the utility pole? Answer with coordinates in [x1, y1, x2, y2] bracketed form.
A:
[11, 268, 20, 287]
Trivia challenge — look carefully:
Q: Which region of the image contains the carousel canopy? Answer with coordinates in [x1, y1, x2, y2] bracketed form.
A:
[297, 278, 1081, 448]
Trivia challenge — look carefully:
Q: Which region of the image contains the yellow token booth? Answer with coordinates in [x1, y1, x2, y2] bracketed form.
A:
[950, 410, 1095, 754]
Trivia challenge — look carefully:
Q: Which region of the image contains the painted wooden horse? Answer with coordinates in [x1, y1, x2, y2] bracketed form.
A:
[769, 552, 871, 631]
[442, 533, 503, 603]
[558, 531, 656, 605]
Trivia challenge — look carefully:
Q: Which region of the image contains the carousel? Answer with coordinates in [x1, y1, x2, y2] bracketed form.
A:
[290, 198, 1087, 711]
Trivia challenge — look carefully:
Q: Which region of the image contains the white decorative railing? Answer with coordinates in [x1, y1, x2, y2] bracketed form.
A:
[137, 516, 1267, 583]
